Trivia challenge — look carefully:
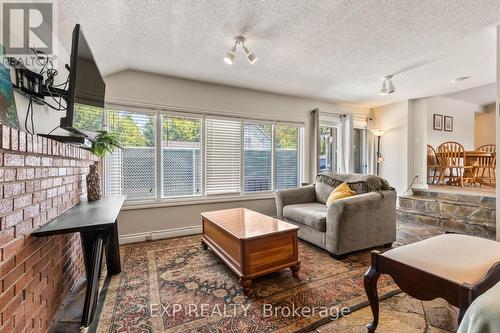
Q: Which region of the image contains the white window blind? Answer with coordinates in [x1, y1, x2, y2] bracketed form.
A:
[243, 121, 272, 192]
[107, 110, 156, 201]
[162, 115, 202, 198]
[205, 116, 241, 195]
[353, 114, 368, 129]
[275, 123, 301, 189]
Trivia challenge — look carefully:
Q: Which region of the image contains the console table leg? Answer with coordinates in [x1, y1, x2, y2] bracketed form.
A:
[80, 232, 104, 328]
[105, 221, 121, 275]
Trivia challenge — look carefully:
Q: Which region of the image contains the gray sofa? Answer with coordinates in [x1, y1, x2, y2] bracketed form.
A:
[275, 173, 397, 258]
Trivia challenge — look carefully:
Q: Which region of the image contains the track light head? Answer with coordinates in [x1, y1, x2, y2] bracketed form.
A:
[242, 45, 258, 64]
[224, 45, 236, 65]
[380, 75, 395, 95]
[223, 36, 258, 65]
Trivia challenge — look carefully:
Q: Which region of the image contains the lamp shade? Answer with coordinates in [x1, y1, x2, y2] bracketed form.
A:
[370, 128, 386, 137]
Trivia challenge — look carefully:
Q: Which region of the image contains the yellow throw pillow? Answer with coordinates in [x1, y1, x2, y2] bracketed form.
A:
[326, 183, 356, 206]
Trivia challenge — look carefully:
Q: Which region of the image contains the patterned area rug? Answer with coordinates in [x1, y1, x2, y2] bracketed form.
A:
[96, 236, 397, 333]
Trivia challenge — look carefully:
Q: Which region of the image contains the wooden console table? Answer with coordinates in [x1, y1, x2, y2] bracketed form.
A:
[32, 196, 125, 329]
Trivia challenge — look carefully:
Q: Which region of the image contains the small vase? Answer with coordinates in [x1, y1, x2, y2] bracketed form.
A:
[87, 164, 102, 201]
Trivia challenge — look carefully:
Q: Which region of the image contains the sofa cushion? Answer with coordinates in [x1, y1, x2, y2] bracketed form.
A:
[283, 203, 327, 232]
[315, 182, 334, 204]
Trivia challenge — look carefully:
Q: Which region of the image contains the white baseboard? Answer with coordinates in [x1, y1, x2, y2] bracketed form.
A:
[119, 226, 202, 244]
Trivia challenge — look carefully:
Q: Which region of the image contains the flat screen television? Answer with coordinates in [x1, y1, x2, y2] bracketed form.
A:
[60, 24, 105, 136]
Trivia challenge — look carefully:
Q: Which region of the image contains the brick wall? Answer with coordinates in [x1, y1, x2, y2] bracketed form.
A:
[0, 124, 97, 332]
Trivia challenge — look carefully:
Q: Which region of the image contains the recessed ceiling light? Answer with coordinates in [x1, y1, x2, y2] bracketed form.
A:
[451, 76, 471, 83]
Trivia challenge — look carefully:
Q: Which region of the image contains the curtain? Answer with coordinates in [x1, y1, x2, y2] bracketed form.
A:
[311, 109, 320, 180]
[340, 113, 354, 173]
[367, 117, 377, 175]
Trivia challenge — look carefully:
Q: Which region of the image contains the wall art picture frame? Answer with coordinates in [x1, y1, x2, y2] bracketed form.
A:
[444, 116, 453, 132]
[0, 45, 19, 129]
[433, 114, 443, 131]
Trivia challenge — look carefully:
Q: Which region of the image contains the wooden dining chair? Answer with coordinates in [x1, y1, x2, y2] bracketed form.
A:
[426, 145, 440, 184]
[437, 142, 474, 187]
[475, 144, 496, 186]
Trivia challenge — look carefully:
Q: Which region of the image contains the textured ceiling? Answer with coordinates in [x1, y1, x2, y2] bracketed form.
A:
[55, 0, 500, 108]
[442, 83, 497, 106]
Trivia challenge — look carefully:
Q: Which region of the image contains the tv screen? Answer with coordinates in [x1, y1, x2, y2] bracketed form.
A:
[60, 24, 105, 135]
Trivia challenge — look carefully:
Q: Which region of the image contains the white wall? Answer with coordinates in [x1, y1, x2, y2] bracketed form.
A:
[372, 101, 409, 194]
[408, 99, 428, 189]
[426, 96, 479, 150]
[475, 103, 496, 148]
[104, 70, 370, 237]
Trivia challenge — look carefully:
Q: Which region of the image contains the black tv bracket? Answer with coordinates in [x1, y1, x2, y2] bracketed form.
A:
[7, 57, 69, 110]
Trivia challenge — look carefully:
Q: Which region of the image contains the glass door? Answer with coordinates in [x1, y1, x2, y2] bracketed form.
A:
[320, 126, 339, 172]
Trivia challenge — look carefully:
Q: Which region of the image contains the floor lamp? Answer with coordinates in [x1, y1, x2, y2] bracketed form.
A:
[371, 129, 386, 176]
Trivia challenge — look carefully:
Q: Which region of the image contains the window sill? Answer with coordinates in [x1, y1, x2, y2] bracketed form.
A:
[120, 193, 276, 211]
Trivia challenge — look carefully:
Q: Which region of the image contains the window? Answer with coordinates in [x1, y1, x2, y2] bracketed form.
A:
[244, 121, 272, 192]
[105, 107, 304, 203]
[107, 110, 156, 201]
[275, 124, 301, 189]
[162, 115, 202, 198]
[319, 126, 339, 172]
[205, 116, 241, 196]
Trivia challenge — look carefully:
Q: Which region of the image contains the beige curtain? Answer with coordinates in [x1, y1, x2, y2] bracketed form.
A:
[367, 117, 377, 175]
[340, 114, 354, 173]
[311, 109, 320, 180]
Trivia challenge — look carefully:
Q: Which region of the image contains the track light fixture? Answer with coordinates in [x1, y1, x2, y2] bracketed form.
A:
[380, 75, 395, 95]
[223, 36, 258, 65]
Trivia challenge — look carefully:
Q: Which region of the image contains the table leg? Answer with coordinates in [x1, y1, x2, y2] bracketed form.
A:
[104, 221, 121, 275]
[80, 231, 104, 328]
[290, 262, 301, 278]
[240, 278, 252, 296]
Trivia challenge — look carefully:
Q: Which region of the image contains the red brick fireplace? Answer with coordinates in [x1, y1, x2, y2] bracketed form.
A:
[0, 124, 97, 332]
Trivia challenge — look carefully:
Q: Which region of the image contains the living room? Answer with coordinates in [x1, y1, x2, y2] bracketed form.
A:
[0, 1, 499, 333]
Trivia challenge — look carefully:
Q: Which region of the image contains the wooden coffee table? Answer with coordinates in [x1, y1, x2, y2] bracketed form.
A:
[201, 208, 300, 295]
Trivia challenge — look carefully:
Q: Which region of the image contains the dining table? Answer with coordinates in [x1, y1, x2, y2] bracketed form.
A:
[436, 150, 495, 187]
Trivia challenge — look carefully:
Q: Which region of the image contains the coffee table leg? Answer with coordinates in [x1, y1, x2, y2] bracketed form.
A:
[290, 263, 300, 278]
[240, 278, 252, 296]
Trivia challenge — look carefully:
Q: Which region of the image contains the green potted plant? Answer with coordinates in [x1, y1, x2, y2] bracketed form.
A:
[87, 131, 121, 201]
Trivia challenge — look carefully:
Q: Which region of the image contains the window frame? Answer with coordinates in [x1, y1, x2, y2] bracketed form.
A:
[104, 104, 305, 207]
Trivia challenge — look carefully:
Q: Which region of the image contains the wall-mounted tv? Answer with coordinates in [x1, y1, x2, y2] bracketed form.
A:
[60, 24, 105, 136]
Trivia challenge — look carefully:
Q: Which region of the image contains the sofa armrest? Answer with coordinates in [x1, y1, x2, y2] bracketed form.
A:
[325, 190, 397, 254]
[274, 185, 316, 219]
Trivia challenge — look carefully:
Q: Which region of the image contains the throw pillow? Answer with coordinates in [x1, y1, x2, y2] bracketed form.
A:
[326, 182, 356, 206]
